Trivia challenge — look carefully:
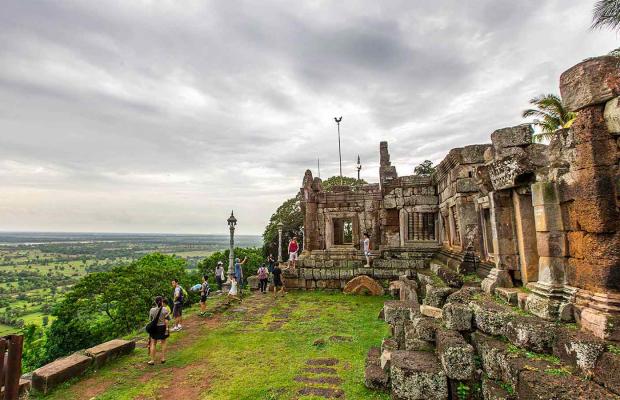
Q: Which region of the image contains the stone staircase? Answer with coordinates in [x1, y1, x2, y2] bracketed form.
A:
[364, 263, 620, 399]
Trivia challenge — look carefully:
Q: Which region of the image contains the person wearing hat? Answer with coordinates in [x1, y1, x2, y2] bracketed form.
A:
[214, 261, 224, 291]
[234, 256, 248, 296]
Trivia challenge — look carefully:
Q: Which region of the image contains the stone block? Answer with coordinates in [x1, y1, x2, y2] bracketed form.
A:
[456, 177, 478, 193]
[534, 204, 564, 232]
[343, 275, 383, 295]
[435, 329, 475, 380]
[423, 285, 454, 308]
[446, 287, 482, 304]
[390, 350, 448, 400]
[412, 316, 440, 342]
[442, 303, 473, 331]
[491, 125, 533, 149]
[517, 365, 619, 399]
[382, 337, 399, 354]
[384, 301, 417, 324]
[420, 305, 443, 319]
[593, 352, 620, 395]
[560, 56, 620, 111]
[470, 300, 514, 336]
[517, 292, 529, 310]
[536, 232, 568, 258]
[552, 328, 606, 375]
[505, 316, 557, 353]
[536, 257, 566, 286]
[366, 346, 381, 367]
[365, 363, 389, 391]
[482, 377, 516, 400]
[604, 96, 620, 133]
[32, 353, 92, 394]
[524, 292, 561, 320]
[85, 339, 135, 368]
[461, 144, 489, 164]
[495, 287, 519, 306]
[404, 321, 435, 352]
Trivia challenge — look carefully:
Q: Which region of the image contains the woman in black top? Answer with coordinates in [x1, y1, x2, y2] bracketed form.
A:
[148, 296, 170, 365]
[272, 265, 285, 297]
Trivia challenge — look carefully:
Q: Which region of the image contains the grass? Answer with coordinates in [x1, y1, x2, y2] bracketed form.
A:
[32, 291, 391, 400]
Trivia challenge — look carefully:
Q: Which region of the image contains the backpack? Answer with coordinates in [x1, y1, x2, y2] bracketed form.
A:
[258, 267, 267, 279]
[146, 307, 162, 335]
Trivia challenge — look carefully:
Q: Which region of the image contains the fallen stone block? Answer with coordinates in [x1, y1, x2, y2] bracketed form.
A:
[495, 287, 519, 306]
[32, 353, 92, 394]
[560, 56, 620, 111]
[404, 321, 434, 352]
[517, 365, 620, 400]
[382, 337, 399, 353]
[85, 339, 135, 368]
[420, 305, 442, 319]
[365, 363, 389, 391]
[366, 347, 381, 367]
[517, 292, 528, 310]
[442, 302, 473, 331]
[552, 328, 606, 375]
[446, 286, 482, 304]
[470, 300, 514, 336]
[423, 285, 454, 308]
[384, 300, 417, 324]
[343, 275, 384, 295]
[482, 377, 516, 400]
[390, 350, 448, 400]
[436, 329, 475, 380]
[491, 125, 533, 149]
[505, 316, 557, 353]
[593, 351, 620, 395]
[389, 280, 403, 298]
[412, 316, 440, 342]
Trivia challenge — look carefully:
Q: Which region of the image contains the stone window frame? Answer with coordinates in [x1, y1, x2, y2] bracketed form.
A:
[448, 205, 461, 247]
[324, 211, 360, 250]
[399, 206, 439, 246]
[478, 197, 495, 262]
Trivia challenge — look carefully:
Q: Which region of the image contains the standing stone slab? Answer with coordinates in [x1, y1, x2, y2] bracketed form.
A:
[435, 329, 475, 380]
[32, 353, 92, 394]
[390, 350, 448, 400]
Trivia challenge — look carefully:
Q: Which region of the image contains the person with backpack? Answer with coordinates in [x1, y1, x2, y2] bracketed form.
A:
[147, 296, 170, 365]
[214, 261, 224, 291]
[171, 279, 186, 332]
[257, 264, 269, 294]
[199, 274, 210, 316]
[272, 263, 285, 297]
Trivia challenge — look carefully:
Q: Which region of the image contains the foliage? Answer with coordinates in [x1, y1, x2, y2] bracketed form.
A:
[414, 160, 436, 176]
[197, 247, 263, 284]
[456, 382, 471, 400]
[320, 176, 367, 191]
[44, 253, 191, 363]
[21, 324, 48, 372]
[592, 0, 620, 31]
[522, 94, 577, 142]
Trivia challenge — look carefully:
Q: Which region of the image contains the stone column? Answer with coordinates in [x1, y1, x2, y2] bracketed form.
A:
[512, 188, 539, 283]
[277, 225, 283, 263]
[481, 191, 514, 293]
[525, 181, 570, 320]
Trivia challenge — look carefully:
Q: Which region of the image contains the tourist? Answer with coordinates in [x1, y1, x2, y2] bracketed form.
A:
[234, 256, 247, 296]
[199, 274, 210, 315]
[171, 279, 184, 332]
[257, 263, 269, 294]
[228, 274, 239, 299]
[272, 263, 285, 297]
[147, 296, 169, 365]
[363, 232, 371, 267]
[288, 236, 299, 270]
[215, 261, 224, 291]
[267, 254, 275, 273]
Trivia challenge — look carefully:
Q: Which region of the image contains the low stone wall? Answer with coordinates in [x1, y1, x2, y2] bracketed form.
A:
[30, 339, 135, 394]
[364, 263, 620, 399]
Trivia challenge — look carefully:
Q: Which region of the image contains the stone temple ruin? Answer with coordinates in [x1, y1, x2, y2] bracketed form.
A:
[284, 56, 620, 398]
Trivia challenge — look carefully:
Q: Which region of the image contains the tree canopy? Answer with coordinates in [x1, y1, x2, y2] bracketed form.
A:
[414, 160, 436, 176]
[593, 0, 620, 31]
[522, 94, 577, 142]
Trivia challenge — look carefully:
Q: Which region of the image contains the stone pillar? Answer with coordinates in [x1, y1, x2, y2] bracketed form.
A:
[525, 181, 571, 320]
[512, 188, 539, 283]
[481, 191, 514, 293]
[558, 56, 620, 339]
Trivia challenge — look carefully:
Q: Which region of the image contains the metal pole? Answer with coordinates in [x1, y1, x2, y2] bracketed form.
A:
[277, 227, 283, 263]
[335, 117, 343, 184]
[228, 226, 235, 278]
[5, 335, 23, 400]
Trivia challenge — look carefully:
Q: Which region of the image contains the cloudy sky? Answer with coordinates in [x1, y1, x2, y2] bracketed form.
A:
[0, 1, 616, 235]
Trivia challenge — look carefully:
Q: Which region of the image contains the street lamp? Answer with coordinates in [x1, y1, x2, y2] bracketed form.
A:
[334, 116, 343, 185]
[227, 210, 237, 278]
[277, 221, 284, 263]
[356, 154, 362, 181]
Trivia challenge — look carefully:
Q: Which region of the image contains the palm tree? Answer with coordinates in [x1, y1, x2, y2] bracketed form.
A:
[522, 94, 577, 142]
[592, 0, 620, 31]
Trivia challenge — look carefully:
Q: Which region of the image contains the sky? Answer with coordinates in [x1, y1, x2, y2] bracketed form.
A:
[0, 0, 617, 235]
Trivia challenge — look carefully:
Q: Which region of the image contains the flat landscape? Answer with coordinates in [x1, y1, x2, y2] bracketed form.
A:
[0, 232, 262, 336]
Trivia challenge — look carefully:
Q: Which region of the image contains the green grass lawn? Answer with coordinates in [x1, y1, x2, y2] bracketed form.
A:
[33, 291, 391, 400]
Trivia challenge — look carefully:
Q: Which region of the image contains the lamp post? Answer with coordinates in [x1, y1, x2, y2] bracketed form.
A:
[334, 116, 343, 185]
[277, 221, 284, 263]
[356, 154, 362, 181]
[227, 210, 237, 278]
[301, 225, 305, 252]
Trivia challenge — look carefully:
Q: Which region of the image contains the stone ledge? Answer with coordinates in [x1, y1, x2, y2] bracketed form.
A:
[85, 339, 136, 368]
[32, 353, 92, 394]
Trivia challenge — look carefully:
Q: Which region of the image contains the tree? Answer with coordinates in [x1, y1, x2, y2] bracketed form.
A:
[593, 0, 620, 31]
[522, 94, 577, 142]
[320, 176, 367, 192]
[414, 160, 436, 176]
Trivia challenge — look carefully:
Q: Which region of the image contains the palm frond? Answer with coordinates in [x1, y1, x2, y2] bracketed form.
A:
[592, 0, 620, 31]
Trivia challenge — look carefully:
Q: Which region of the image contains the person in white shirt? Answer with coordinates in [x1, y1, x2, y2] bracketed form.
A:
[363, 232, 371, 267]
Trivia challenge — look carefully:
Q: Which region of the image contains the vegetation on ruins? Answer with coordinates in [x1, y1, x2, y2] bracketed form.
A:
[521, 93, 577, 141]
[262, 176, 366, 257]
[414, 160, 436, 176]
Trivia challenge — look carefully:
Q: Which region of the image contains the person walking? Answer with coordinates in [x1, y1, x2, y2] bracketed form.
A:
[199, 274, 210, 316]
[214, 261, 224, 292]
[363, 232, 372, 267]
[257, 264, 269, 294]
[272, 263, 285, 297]
[267, 254, 275, 273]
[288, 237, 299, 270]
[147, 296, 169, 365]
[171, 279, 184, 332]
[235, 256, 247, 297]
